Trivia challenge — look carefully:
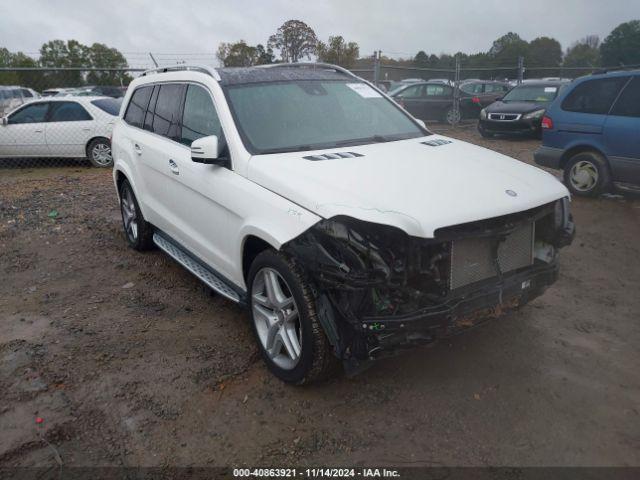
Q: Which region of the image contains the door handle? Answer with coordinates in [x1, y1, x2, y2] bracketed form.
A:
[82, 128, 92, 132]
[34, 129, 43, 133]
[169, 159, 179, 175]
[134, 143, 142, 155]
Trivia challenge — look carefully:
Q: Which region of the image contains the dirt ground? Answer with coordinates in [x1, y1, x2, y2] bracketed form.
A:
[1, 125, 639, 469]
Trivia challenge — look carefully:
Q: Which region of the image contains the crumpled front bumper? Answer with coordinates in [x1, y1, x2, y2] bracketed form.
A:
[359, 261, 559, 355]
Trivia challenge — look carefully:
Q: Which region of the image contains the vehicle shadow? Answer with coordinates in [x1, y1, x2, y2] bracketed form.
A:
[0, 157, 93, 169]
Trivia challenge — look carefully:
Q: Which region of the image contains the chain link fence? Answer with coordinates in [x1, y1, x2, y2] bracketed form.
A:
[0, 59, 608, 170]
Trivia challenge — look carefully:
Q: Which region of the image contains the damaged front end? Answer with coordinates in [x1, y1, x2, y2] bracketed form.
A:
[282, 198, 575, 372]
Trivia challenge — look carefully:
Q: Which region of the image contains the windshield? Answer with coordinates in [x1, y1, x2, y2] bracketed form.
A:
[502, 85, 560, 103]
[225, 80, 426, 154]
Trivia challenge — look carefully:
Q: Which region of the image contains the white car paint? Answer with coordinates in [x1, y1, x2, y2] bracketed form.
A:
[112, 68, 569, 292]
[0, 96, 116, 158]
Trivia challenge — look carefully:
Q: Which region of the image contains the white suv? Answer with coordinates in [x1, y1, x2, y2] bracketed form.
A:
[112, 64, 575, 384]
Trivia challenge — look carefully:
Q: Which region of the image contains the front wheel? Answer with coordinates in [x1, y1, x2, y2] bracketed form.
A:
[87, 138, 113, 168]
[247, 250, 335, 385]
[563, 151, 611, 197]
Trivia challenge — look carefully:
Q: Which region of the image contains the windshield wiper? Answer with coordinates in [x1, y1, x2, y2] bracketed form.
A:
[331, 135, 396, 147]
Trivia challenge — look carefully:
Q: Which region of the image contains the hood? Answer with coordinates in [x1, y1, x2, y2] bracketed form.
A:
[486, 101, 548, 114]
[247, 136, 569, 238]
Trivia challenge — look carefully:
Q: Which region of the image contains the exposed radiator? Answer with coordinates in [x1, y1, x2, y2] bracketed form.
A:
[449, 223, 534, 290]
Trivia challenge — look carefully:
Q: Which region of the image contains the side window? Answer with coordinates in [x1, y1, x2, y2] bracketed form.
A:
[180, 84, 221, 146]
[143, 85, 160, 132]
[49, 102, 92, 122]
[561, 77, 629, 115]
[11, 89, 22, 99]
[8, 102, 49, 124]
[151, 84, 185, 141]
[21, 89, 33, 98]
[610, 77, 640, 118]
[123, 86, 153, 129]
[398, 85, 423, 98]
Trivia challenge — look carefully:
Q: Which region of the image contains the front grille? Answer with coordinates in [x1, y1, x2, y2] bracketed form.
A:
[449, 223, 534, 290]
[488, 113, 520, 121]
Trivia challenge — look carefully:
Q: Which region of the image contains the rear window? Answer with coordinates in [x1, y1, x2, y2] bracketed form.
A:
[123, 86, 153, 128]
[91, 98, 122, 116]
[49, 102, 92, 122]
[561, 77, 629, 115]
[610, 77, 640, 118]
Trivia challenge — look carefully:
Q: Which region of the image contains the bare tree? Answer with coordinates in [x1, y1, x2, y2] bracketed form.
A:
[268, 20, 318, 63]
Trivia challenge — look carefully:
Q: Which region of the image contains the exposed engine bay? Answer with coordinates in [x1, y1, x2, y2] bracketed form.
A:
[282, 198, 575, 368]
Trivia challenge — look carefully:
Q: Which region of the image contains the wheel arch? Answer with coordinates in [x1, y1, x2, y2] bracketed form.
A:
[559, 143, 608, 170]
[241, 234, 278, 285]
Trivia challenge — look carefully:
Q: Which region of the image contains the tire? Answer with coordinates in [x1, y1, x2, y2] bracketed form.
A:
[119, 179, 154, 251]
[87, 138, 113, 168]
[444, 106, 461, 125]
[247, 250, 335, 385]
[563, 151, 611, 197]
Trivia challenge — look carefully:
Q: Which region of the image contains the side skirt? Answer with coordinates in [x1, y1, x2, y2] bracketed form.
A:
[153, 231, 247, 306]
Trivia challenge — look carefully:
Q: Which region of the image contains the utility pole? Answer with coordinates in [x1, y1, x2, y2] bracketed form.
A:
[517, 56, 524, 84]
[453, 55, 461, 126]
[373, 50, 381, 86]
[149, 53, 159, 68]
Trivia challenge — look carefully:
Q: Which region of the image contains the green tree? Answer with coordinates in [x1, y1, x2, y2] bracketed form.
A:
[489, 32, 529, 66]
[86, 43, 130, 85]
[600, 20, 640, 66]
[528, 36, 562, 66]
[268, 20, 318, 63]
[316, 36, 359, 68]
[564, 36, 600, 68]
[255, 44, 275, 65]
[413, 50, 429, 68]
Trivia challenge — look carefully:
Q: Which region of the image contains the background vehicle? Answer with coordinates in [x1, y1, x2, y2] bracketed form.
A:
[391, 81, 504, 123]
[42, 88, 75, 97]
[0, 86, 40, 116]
[534, 70, 640, 196]
[478, 80, 569, 138]
[112, 63, 573, 385]
[0, 96, 120, 167]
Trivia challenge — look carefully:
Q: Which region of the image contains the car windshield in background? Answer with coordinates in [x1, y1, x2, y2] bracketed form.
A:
[225, 80, 426, 154]
[91, 98, 122, 116]
[502, 85, 560, 103]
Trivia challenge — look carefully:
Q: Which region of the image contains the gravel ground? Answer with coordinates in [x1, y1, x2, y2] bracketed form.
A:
[1, 126, 639, 469]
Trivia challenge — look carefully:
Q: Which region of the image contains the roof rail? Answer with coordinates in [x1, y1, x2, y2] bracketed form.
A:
[592, 64, 640, 75]
[256, 62, 360, 80]
[141, 64, 220, 81]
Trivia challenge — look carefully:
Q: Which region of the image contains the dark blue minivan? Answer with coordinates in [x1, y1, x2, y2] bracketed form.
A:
[534, 70, 640, 196]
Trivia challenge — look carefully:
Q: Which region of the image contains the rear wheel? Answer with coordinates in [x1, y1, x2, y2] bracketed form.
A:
[119, 179, 154, 250]
[248, 250, 335, 385]
[87, 138, 113, 168]
[444, 106, 461, 125]
[563, 151, 611, 197]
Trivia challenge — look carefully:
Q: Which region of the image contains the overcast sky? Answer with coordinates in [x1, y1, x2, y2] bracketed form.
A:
[1, 0, 638, 66]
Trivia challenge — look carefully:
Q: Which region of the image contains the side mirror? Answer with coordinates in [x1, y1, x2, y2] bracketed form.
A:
[494, 96, 503, 102]
[191, 135, 228, 167]
[415, 119, 426, 129]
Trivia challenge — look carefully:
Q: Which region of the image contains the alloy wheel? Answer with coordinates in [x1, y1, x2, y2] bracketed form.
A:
[569, 160, 599, 192]
[251, 267, 302, 370]
[92, 143, 112, 166]
[121, 187, 138, 242]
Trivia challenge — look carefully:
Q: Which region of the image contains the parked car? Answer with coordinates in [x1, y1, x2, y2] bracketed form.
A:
[534, 70, 640, 196]
[42, 88, 75, 97]
[459, 80, 511, 111]
[0, 86, 39, 116]
[391, 80, 506, 124]
[388, 78, 424, 95]
[111, 63, 574, 384]
[478, 80, 569, 138]
[0, 96, 120, 167]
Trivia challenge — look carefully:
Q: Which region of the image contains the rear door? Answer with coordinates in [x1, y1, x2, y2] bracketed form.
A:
[605, 77, 640, 185]
[0, 101, 49, 156]
[423, 84, 453, 120]
[45, 101, 95, 157]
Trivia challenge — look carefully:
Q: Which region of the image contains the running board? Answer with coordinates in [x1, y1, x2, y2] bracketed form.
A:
[153, 232, 243, 303]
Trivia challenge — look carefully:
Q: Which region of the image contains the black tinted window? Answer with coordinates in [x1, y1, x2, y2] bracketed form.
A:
[124, 86, 153, 128]
[180, 85, 221, 146]
[562, 77, 629, 115]
[11, 89, 21, 99]
[151, 84, 184, 140]
[21, 89, 33, 98]
[610, 77, 640, 118]
[91, 98, 122, 116]
[144, 85, 160, 132]
[49, 102, 92, 122]
[9, 102, 49, 124]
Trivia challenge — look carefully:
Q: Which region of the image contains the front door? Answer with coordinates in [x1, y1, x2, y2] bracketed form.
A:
[0, 101, 49, 157]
